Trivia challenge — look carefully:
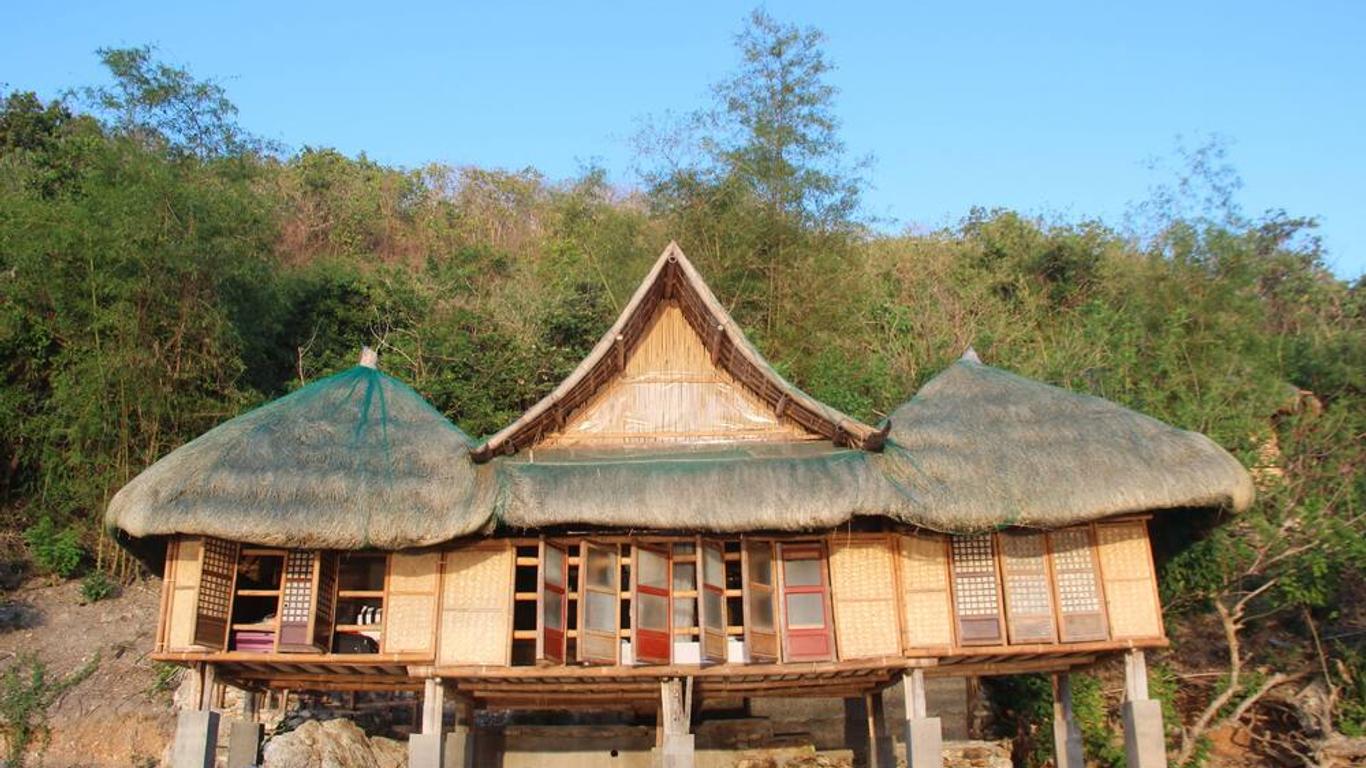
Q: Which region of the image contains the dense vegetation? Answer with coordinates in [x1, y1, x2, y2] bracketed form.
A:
[1, 12, 1361, 766]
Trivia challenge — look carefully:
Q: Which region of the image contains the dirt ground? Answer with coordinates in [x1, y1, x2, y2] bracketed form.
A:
[0, 577, 176, 767]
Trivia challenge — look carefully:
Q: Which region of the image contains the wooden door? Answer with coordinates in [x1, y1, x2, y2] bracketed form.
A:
[193, 538, 239, 650]
[537, 540, 568, 664]
[741, 539, 778, 662]
[631, 544, 671, 664]
[699, 539, 727, 663]
[577, 541, 620, 665]
[777, 542, 835, 661]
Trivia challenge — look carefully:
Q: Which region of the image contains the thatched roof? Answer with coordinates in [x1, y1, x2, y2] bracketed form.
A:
[105, 358, 491, 552]
[472, 243, 886, 460]
[875, 353, 1256, 531]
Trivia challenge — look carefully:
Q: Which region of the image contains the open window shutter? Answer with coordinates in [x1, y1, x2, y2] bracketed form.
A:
[577, 541, 619, 665]
[1095, 521, 1163, 640]
[537, 541, 568, 664]
[193, 538, 239, 650]
[279, 550, 321, 651]
[949, 534, 1003, 645]
[777, 542, 835, 662]
[999, 532, 1057, 643]
[631, 544, 672, 664]
[1048, 526, 1109, 642]
[898, 533, 954, 650]
[741, 539, 778, 662]
[828, 537, 901, 659]
[312, 553, 339, 651]
[698, 539, 727, 663]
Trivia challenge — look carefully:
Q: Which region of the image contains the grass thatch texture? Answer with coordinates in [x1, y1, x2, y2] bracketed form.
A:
[104, 365, 492, 549]
[877, 357, 1255, 530]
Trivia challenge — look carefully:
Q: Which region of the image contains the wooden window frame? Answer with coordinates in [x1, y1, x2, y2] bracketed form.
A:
[741, 538, 779, 662]
[948, 534, 1005, 646]
[631, 543, 672, 665]
[776, 541, 836, 662]
[577, 540, 620, 665]
[537, 540, 569, 664]
[698, 538, 728, 663]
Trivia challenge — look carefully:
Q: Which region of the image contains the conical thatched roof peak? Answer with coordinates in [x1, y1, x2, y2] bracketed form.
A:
[878, 356, 1255, 530]
[106, 362, 491, 553]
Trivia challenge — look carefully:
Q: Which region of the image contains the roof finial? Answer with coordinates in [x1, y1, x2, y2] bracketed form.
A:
[961, 346, 982, 364]
[359, 346, 378, 369]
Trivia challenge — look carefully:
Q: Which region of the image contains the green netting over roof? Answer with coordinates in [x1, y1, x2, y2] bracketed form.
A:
[105, 364, 492, 551]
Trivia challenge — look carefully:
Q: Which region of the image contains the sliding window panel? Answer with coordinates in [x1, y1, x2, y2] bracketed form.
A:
[698, 539, 727, 663]
[1096, 521, 1163, 640]
[949, 534, 1004, 646]
[165, 538, 204, 652]
[898, 533, 954, 650]
[312, 553, 339, 651]
[193, 538, 239, 650]
[778, 542, 835, 662]
[631, 544, 672, 665]
[828, 538, 900, 659]
[1048, 527, 1109, 642]
[741, 539, 778, 662]
[537, 541, 568, 664]
[998, 532, 1057, 644]
[384, 552, 441, 654]
[577, 541, 620, 665]
[278, 550, 321, 652]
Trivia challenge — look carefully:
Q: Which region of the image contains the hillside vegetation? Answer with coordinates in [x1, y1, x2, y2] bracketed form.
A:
[0, 12, 1361, 767]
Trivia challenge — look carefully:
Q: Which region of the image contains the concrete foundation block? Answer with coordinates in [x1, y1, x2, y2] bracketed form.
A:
[171, 710, 220, 768]
[1123, 699, 1169, 768]
[903, 717, 943, 768]
[225, 719, 263, 768]
[444, 725, 472, 768]
[409, 732, 445, 768]
[658, 733, 694, 768]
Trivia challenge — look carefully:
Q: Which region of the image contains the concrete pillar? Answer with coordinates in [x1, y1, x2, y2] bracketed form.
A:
[443, 696, 474, 768]
[843, 696, 871, 767]
[901, 669, 943, 768]
[224, 689, 263, 768]
[866, 690, 896, 768]
[1122, 650, 1168, 768]
[1051, 674, 1085, 768]
[171, 710, 220, 768]
[657, 677, 694, 768]
[410, 678, 447, 768]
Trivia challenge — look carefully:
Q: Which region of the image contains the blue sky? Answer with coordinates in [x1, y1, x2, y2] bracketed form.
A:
[4, 1, 1363, 277]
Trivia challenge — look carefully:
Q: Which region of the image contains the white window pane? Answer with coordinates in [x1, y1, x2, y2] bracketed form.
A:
[783, 558, 822, 587]
[748, 587, 775, 631]
[587, 546, 617, 589]
[544, 546, 564, 586]
[636, 548, 668, 589]
[585, 591, 616, 631]
[786, 593, 825, 628]
[748, 545, 772, 585]
[702, 589, 724, 630]
[673, 598, 696, 628]
[638, 593, 668, 630]
[542, 589, 563, 630]
[672, 563, 696, 591]
[703, 546, 724, 585]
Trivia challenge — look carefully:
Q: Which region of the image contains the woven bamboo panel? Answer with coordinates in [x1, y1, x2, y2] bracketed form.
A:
[1097, 522, 1163, 639]
[438, 546, 514, 666]
[166, 538, 201, 650]
[829, 539, 900, 658]
[543, 304, 810, 446]
[899, 534, 959, 647]
[388, 552, 440, 593]
[999, 532, 1056, 643]
[384, 593, 436, 653]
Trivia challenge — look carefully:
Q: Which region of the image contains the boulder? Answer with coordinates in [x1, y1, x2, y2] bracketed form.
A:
[263, 719, 404, 768]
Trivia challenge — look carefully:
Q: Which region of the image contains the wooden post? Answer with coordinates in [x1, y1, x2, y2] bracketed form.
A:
[901, 669, 942, 768]
[843, 696, 870, 767]
[1122, 650, 1168, 768]
[1051, 674, 1085, 768]
[866, 690, 895, 768]
[659, 678, 695, 768]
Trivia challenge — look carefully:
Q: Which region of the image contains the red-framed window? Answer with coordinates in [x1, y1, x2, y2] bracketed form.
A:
[777, 542, 834, 661]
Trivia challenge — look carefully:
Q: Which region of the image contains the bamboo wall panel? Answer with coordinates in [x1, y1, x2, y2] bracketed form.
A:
[438, 545, 514, 666]
[1048, 527, 1109, 642]
[999, 532, 1056, 643]
[1096, 522, 1163, 639]
[898, 534, 954, 649]
[542, 304, 811, 446]
[166, 538, 202, 651]
[384, 552, 440, 654]
[828, 539, 900, 659]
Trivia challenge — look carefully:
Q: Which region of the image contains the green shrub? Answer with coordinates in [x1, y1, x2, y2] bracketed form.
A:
[78, 571, 115, 604]
[0, 653, 98, 767]
[21, 518, 83, 578]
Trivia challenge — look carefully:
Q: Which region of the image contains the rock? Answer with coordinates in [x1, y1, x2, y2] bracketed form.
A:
[263, 718, 403, 768]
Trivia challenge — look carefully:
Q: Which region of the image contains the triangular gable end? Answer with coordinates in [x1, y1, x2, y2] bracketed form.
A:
[471, 243, 886, 460]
